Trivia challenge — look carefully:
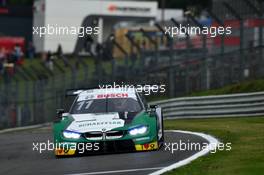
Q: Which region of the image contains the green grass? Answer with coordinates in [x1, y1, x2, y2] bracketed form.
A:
[164, 117, 264, 175]
[191, 79, 264, 96]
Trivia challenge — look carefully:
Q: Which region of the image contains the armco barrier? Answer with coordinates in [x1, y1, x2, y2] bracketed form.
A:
[150, 91, 264, 119]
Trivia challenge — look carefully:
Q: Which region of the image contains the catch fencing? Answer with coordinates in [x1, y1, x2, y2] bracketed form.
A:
[1, 0, 264, 129]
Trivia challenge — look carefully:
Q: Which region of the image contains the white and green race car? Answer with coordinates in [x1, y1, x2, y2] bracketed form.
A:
[53, 88, 164, 156]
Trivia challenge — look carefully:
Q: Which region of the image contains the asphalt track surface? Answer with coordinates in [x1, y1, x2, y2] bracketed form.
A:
[0, 127, 209, 175]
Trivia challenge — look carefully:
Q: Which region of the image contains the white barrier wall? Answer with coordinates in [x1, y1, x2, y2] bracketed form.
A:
[151, 91, 264, 119]
[33, 0, 157, 53]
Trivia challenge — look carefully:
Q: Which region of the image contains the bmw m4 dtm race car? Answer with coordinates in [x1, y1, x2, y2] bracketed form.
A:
[53, 87, 164, 156]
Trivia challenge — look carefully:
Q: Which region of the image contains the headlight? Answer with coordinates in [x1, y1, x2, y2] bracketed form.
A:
[129, 126, 148, 136]
[62, 130, 81, 139]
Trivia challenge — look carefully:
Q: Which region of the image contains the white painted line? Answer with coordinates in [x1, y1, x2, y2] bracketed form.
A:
[67, 167, 164, 175]
[66, 130, 218, 175]
[0, 123, 51, 134]
[149, 130, 219, 175]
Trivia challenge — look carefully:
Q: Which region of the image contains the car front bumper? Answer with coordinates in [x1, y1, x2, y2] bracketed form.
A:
[54, 139, 158, 156]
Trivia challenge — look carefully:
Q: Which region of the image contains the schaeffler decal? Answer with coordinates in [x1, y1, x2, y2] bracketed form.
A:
[67, 113, 125, 132]
[78, 121, 123, 128]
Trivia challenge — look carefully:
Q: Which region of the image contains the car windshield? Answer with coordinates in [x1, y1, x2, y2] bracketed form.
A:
[70, 98, 142, 114]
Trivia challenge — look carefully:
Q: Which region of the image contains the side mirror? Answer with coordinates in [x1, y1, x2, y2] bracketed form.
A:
[146, 105, 157, 113]
[56, 109, 65, 118]
[149, 105, 157, 109]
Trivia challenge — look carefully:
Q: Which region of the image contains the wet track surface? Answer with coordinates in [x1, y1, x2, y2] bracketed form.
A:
[0, 127, 208, 175]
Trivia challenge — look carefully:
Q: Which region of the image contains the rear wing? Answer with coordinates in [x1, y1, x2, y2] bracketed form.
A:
[65, 89, 88, 97]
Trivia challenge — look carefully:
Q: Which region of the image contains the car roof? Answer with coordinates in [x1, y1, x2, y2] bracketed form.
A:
[80, 88, 137, 95]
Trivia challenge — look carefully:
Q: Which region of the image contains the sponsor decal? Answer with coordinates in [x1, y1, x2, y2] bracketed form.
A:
[77, 92, 135, 101]
[97, 93, 128, 99]
[55, 148, 76, 155]
[135, 141, 158, 151]
[107, 4, 151, 13]
[68, 113, 125, 132]
[78, 121, 122, 128]
[0, 8, 9, 14]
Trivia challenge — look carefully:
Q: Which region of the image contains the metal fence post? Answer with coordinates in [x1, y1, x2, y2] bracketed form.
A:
[223, 2, 244, 81]
[79, 58, 89, 86]
[111, 36, 129, 81]
[243, 0, 264, 76]
[155, 23, 175, 97]
[206, 9, 225, 55]
[125, 33, 142, 75]
[140, 28, 158, 65]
